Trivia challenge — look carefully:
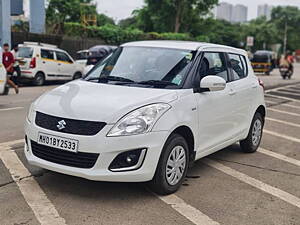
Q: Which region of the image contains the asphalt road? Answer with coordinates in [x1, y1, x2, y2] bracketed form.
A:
[0, 66, 300, 225]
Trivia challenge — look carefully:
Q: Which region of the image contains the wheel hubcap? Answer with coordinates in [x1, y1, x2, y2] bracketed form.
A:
[166, 146, 186, 186]
[252, 119, 262, 146]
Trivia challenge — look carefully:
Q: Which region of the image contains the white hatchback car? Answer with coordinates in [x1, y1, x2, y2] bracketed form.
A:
[25, 41, 266, 194]
[18, 42, 84, 85]
[0, 63, 8, 95]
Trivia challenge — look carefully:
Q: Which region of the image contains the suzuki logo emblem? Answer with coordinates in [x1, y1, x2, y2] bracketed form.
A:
[57, 120, 66, 130]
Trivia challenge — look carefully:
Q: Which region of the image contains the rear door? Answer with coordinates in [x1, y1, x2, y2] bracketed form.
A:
[226, 53, 253, 135]
[40, 48, 58, 80]
[55, 51, 74, 80]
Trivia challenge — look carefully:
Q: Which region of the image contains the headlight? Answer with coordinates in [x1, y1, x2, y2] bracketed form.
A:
[107, 103, 171, 137]
[27, 103, 35, 123]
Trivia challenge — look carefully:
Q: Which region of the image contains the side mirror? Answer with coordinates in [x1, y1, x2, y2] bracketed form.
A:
[200, 75, 226, 92]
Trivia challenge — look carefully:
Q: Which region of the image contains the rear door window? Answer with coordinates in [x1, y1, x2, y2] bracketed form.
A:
[41, 49, 54, 60]
[228, 54, 248, 81]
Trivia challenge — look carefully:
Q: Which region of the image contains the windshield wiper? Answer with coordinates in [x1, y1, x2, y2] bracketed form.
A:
[137, 80, 178, 87]
[86, 76, 135, 83]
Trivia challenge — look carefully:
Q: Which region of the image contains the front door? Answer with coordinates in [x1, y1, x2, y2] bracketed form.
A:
[55, 51, 74, 80]
[195, 52, 236, 152]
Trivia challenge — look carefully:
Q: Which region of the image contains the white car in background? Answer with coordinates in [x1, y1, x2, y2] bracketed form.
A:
[18, 42, 84, 86]
[75, 50, 89, 66]
[25, 41, 266, 194]
[0, 63, 8, 95]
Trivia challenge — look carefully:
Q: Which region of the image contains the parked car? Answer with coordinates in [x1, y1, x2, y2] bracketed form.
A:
[251, 50, 276, 75]
[17, 42, 84, 85]
[84, 45, 117, 75]
[0, 63, 9, 95]
[24, 41, 266, 194]
[75, 50, 89, 66]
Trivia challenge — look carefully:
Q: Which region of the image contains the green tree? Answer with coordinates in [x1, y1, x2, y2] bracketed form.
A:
[46, 0, 97, 34]
[271, 6, 300, 51]
[134, 0, 218, 33]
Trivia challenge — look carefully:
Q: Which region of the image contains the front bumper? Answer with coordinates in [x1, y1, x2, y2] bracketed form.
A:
[24, 119, 169, 182]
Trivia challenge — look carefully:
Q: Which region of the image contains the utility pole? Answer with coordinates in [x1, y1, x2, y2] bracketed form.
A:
[283, 21, 287, 54]
[0, 0, 11, 46]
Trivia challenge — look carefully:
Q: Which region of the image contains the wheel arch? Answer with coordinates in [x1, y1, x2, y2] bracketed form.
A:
[255, 105, 266, 122]
[169, 125, 195, 165]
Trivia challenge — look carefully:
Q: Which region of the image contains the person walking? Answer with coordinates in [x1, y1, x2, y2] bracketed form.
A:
[11, 44, 21, 85]
[2, 43, 19, 94]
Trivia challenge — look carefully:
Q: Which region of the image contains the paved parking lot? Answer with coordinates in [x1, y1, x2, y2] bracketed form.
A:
[0, 68, 300, 225]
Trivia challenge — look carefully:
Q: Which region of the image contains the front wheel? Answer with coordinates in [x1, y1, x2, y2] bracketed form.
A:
[73, 72, 82, 80]
[149, 134, 189, 195]
[240, 113, 264, 153]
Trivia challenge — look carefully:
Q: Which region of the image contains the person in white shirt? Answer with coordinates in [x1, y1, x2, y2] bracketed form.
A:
[11, 44, 21, 85]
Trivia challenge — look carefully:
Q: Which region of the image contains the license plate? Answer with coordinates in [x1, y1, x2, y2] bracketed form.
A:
[281, 68, 288, 71]
[37, 132, 79, 152]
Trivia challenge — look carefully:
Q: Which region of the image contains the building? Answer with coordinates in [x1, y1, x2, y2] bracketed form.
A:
[257, 4, 273, 20]
[215, 2, 233, 22]
[232, 4, 248, 23]
[214, 2, 248, 23]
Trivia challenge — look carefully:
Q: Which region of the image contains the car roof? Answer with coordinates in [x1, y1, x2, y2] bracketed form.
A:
[122, 40, 245, 54]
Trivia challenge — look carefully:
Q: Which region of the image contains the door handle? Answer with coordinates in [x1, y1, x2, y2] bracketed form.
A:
[229, 89, 236, 96]
[42, 61, 46, 64]
[58, 63, 61, 66]
[251, 83, 258, 89]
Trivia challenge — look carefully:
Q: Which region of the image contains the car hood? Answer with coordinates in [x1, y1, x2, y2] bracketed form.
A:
[34, 80, 178, 123]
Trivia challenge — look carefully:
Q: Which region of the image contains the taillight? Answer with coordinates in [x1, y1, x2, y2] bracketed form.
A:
[30, 57, 36, 68]
[258, 78, 264, 90]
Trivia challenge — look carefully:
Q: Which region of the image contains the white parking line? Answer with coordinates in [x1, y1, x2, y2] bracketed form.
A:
[258, 148, 300, 167]
[0, 107, 24, 112]
[264, 129, 300, 144]
[158, 194, 220, 225]
[276, 90, 300, 96]
[265, 94, 300, 103]
[266, 117, 300, 128]
[268, 108, 300, 117]
[0, 145, 66, 225]
[265, 100, 300, 110]
[203, 159, 300, 208]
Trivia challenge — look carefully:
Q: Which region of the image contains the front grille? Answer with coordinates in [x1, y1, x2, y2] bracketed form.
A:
[31, 141, 99, 169]
[35, 112, 106, 136]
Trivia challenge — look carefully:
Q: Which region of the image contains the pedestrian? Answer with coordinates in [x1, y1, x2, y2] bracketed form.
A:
[2, 43, 19, 94]
[11, 44, 21, 85]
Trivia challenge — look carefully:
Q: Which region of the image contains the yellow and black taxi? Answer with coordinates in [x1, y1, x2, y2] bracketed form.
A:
[251, 50, 276, 75]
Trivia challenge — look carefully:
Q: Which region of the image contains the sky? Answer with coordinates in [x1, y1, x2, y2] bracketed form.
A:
[95, 0, 300, 21]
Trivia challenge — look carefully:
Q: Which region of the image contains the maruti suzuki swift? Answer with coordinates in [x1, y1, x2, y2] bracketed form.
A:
[25, 41, 266, 194]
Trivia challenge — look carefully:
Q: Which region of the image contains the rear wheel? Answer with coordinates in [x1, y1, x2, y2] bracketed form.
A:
[240, 113, 264, 153]
[33, 72, 45, 86]
[149, 134, 189, 195]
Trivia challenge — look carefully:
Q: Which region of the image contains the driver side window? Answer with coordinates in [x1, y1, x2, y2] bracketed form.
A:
[198, 52, 228, 82]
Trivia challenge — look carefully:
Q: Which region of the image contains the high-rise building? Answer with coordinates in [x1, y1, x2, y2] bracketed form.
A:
[215, 2, 233, 22]
[213, 2, 248, 23]
[232, 4, 248, 23]
[257, 4, 273, 20]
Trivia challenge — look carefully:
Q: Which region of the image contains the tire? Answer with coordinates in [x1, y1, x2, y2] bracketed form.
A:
[149, 133, 189, 195]
[240, 113, 264, 153]
[33, 72, 45, 86]
[265, 71, 270, 75]
[73, 72, 82, 80]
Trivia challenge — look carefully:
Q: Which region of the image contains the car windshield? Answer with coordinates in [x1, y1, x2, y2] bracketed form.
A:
[84, 47, 196, 88]
[18, 47, 33, 58]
